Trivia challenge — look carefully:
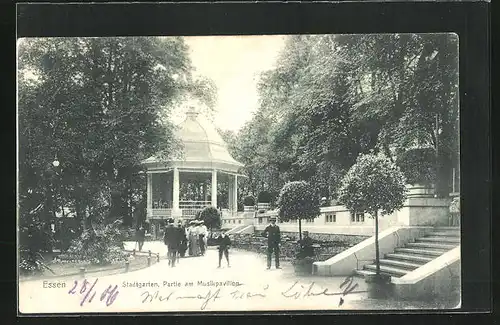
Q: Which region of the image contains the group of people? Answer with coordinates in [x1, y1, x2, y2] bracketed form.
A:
[136, 216, 314, 270]
[186, 220, 208, 257]
[162, 218, 213, 267]
[163, 219, 187, 267]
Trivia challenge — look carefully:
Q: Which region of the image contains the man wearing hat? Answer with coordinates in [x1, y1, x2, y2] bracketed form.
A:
[263, 216, 281, 269]
[163, 218, 181, 267]
[297, 231, 315, 259]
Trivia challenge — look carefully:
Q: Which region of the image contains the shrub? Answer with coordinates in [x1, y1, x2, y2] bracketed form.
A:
[67, 221, 127, 265]
[257, 191, 272, 203]
[197, 206, 221, 232]
[19, 250, 46, 275]
[276, 181, 321, 241]
[396, 147, 437, 186]
[243, 195, 256, 206]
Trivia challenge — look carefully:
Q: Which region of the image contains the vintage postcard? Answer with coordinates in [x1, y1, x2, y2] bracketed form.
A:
[17, 33, 461, 314]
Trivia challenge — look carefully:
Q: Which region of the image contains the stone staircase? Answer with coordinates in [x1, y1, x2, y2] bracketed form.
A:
[355, 227, 460, 279]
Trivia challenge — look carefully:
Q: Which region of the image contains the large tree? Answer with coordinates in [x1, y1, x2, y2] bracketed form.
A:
[235, 33, 458, 199]
[18, 37, 213, 257]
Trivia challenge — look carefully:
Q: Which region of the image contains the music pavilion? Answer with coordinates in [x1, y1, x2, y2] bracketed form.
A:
[142, 107, 245, 238]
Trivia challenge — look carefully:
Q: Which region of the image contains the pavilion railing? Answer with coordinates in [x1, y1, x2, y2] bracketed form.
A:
[153, 200, 172, 209]
[180, 200, 211, 217]
[179, 200, 212, 209]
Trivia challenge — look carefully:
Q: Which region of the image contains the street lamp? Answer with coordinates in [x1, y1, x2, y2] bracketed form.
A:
[52, 159, 60, 167]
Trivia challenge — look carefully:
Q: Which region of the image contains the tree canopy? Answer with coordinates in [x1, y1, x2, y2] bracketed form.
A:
[276, 181, 321, 221]
[225, 34, 459, 200]
[18, 37, 215, 256]
[338, 153, 407, 216]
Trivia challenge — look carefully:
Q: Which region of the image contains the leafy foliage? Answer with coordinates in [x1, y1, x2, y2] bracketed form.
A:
[339, 153, 407, 216]
[18, 37, 214, 256]
[396, 147, 437, 186]
[197, 206, 221, 231]
[19, 250, 47, 275]
[257, 191, 272, 203]
[276, 181, 321, 221]
[224, 34, 458, 200]
[67, 220, 127, 265]
[243, 195, 256, 206]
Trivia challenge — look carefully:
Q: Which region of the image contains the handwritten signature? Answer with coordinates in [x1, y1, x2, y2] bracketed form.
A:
[141, 285, 269, 310]
[139, 277, 362, 310]
[68, 278, 119, 307]
[281, 275, 362, 306]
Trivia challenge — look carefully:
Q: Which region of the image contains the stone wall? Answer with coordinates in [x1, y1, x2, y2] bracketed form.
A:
[231, 232, 367, 262]
[254, 230, 368, 244]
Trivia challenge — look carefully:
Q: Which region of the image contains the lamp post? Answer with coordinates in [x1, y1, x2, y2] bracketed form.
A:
[43, 157, 61, 253]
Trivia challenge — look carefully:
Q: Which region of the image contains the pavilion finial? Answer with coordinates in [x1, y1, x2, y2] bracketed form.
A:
[186, 106, 200, 120]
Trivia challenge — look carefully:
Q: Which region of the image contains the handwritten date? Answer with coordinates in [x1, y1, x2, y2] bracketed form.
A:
[68, 278, 119, 307]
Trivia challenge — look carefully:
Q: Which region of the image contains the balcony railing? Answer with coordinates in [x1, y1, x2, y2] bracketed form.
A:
[179, 200, 211, 209]
[152, 201, 172, 209]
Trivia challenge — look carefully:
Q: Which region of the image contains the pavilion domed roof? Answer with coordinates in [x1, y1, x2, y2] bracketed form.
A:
[143, 107, 244, 172]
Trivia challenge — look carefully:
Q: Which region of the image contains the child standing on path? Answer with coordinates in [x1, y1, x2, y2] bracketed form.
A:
[217, 232, 231, 268]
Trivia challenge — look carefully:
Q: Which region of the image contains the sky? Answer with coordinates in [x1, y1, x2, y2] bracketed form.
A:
[171, 35, 287, 132]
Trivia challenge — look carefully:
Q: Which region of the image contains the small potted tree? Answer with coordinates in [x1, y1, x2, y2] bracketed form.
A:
[276, 181, 321, 275]
[339, 153, 407, 297]
[243, 195, 256, 212]
[396, 147, 437, 198]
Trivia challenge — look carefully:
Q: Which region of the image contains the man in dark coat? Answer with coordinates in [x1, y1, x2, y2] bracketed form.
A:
[217, 231, 231, 268]
[163, 218, 181, 267]
[263, 217, 281, 269]
[297, 231, 315, 259]
[136, 226, 146, 252]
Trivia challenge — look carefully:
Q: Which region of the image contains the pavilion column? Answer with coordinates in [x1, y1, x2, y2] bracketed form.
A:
[228, 176, 233, 212]
[147, 173, 152, 219]
[203, 181, 208, 203]
[172, 167, 180, 216]
[233, 175, 238, 214]
[211, 170, 218, 208]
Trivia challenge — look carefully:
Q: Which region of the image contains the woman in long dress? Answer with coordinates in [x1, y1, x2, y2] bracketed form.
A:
[188, 222, 200, 256]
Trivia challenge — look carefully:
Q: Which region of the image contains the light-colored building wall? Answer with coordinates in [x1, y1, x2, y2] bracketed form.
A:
[252, 197, 450, 236]
[221, 211, 254, 229]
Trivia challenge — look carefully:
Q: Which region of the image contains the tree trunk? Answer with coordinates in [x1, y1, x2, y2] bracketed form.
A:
[374, 210, 380, 275]
[298, 218, 302, 241]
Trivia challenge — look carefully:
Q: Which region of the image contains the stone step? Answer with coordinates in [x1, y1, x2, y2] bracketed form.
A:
[417, 236, 460, 244]
[354, 269, 376, 278]
[378, 258, 423, 269]
[406, 242, 457, 250]
[394, 248, 445, 257]
[434, 227, 460, 230]
[364, 264, 408, 277]
[428, 231, 460, 237]
[385, 253, 434, 263]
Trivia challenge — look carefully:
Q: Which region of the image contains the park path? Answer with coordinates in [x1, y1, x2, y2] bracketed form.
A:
[19, 241, 449, 313]
[19, 241, 373, 313]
